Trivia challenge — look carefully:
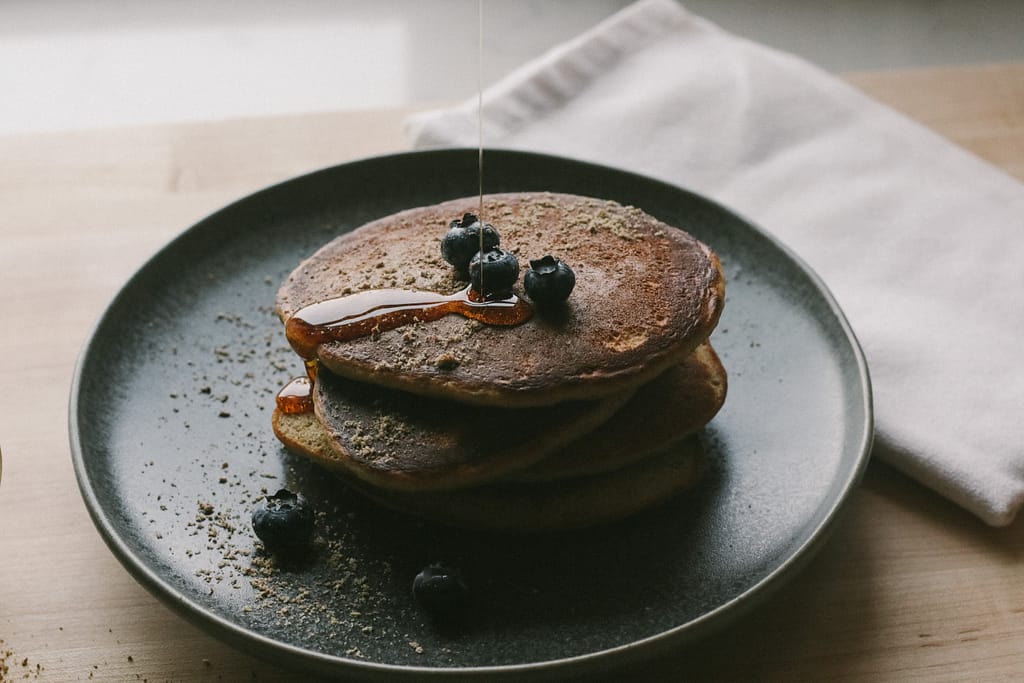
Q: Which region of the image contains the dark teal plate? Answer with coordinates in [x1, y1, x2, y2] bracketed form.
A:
[70, 150, 872, 680]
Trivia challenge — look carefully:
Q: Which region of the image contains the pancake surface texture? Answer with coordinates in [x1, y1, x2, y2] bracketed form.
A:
[276, 192, 724, 407]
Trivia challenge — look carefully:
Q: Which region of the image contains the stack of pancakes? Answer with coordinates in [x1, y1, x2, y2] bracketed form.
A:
[272, 192, 726, 532]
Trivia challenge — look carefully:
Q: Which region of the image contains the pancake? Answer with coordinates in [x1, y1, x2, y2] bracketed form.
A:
[273, 409, 706, 532]
[509, 341, 726, 482]
[278, 368, 634, 492]
[356, 439, 706, 532]
[276, 192, 724, 408]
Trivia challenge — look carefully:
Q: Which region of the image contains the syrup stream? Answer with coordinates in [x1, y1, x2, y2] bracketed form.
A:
[477, 0, 485, 222]
[276, 1, 506, 415]
[477, 0, 485, 292]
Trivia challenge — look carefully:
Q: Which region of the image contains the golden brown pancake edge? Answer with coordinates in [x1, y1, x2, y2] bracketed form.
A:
[305, 367, 635, 492]
[507, 341, 726, 482]
[272, 409, 706, 533]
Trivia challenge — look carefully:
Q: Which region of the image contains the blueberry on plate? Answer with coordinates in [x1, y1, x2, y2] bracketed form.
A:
[251, 488, 314, 551]
[413, 563, 470, 620]
[469, 247, 519, 296]
[441, 213, 500, 272]
[524, 255, 575, 305]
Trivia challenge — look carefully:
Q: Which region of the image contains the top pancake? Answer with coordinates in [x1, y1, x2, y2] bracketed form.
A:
[276, 192, 724, 407]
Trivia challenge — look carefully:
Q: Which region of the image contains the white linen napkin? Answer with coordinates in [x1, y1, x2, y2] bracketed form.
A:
[405, 0, 1024, 526]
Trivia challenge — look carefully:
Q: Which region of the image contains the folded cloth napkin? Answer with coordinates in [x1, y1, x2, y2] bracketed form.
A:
[405, 0, 1024, 526]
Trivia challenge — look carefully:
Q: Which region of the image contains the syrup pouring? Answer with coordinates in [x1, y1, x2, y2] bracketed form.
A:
[276, 0, 524, 415]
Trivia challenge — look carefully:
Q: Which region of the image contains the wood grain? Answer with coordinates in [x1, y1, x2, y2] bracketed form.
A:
[0, 64, 1021, 682]
[845, 63, 1024, 181]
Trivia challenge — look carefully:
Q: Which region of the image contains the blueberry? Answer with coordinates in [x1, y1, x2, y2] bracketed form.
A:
[524, 255, 575, 305]
[469, 247, 519, 296]
[440, 213, 500, 273]
[251, 488, 314, 551]
[413, 563, 470, 620]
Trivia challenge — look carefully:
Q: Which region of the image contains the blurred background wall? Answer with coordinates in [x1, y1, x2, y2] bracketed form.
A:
[2, 0, 1022, 135]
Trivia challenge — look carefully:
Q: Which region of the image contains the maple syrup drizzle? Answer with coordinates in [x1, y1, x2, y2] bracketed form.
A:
[275, 285, 532, 412]
[277, 2, 500, 415]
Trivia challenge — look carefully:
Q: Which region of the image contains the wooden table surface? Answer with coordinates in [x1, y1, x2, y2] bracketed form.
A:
[1, 63, 1022, 682]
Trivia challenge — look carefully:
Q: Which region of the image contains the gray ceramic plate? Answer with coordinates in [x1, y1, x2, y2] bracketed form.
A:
[70, 150, 872, 681]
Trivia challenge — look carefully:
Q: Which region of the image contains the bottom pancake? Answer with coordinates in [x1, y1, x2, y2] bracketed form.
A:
[273, 410, 706, 532]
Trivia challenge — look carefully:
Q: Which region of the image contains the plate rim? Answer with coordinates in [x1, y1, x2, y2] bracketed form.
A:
[68, 148, 873, 680]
